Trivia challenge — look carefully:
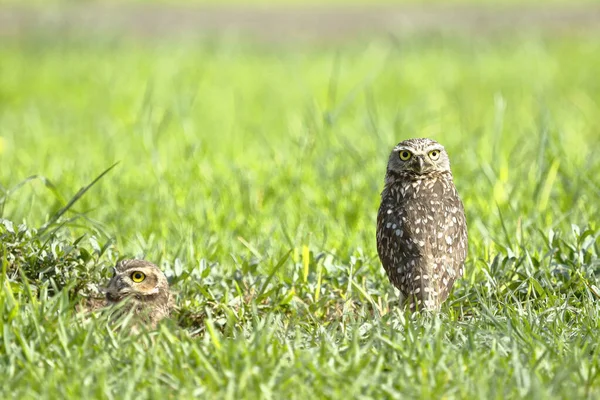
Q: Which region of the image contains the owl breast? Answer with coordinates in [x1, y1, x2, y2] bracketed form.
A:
[377, 172, 468, 310]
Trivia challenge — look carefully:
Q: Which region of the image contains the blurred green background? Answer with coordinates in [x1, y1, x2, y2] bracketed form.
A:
[1, 1, 599, 398]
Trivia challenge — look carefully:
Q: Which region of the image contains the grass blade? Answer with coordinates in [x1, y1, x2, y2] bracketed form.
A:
[37, 162, 119, 236]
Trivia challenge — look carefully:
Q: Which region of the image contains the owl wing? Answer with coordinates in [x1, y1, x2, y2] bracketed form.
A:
[429, 189, 468, 303]
[377, 197, 424, 297]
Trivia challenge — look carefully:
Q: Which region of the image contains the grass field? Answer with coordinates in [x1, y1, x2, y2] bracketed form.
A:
[1, 28, 600, 398]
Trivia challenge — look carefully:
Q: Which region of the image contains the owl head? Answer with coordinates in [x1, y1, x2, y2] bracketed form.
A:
[104, 259, 170, 306]
[386, 138, 451, 176]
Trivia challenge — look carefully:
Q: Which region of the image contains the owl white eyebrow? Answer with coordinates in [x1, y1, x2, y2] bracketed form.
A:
[425, 146, 444, 152]
[393, 146, 413, 152]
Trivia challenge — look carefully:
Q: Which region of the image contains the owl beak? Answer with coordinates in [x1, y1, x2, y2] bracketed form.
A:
[415, 156, 425, 172]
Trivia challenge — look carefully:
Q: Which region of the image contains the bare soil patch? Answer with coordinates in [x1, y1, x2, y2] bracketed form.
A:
[1, 4, 599, 42]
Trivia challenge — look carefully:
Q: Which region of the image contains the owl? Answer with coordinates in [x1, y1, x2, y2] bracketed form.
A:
[104, 259, 173, 328]
[376, 138, 468, 311]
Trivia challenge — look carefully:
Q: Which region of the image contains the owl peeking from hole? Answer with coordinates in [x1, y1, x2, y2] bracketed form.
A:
[102, 259, 174, 329]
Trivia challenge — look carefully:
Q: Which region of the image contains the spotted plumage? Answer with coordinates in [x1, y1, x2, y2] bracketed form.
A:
[376, 138, 467, 311]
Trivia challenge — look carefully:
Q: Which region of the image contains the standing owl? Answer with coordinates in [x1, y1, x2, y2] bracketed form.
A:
[376, 138, 467, 311]
[104, 259, 173, 328]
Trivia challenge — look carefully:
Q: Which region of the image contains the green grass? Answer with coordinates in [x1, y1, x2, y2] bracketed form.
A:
[1, 33, 600, 398]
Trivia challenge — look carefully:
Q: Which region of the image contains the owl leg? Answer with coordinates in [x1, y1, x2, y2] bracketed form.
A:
[404, 266, 440, 312]
[406, 294, 439, 311]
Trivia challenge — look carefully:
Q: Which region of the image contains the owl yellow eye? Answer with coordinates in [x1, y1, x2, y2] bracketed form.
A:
[131, 271, 146, 283]
[428, 150, 440, 160]
[398, 150, 412, 161]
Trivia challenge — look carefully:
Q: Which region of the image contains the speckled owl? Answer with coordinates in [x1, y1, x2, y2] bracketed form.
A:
[376, 138, 468, 311]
